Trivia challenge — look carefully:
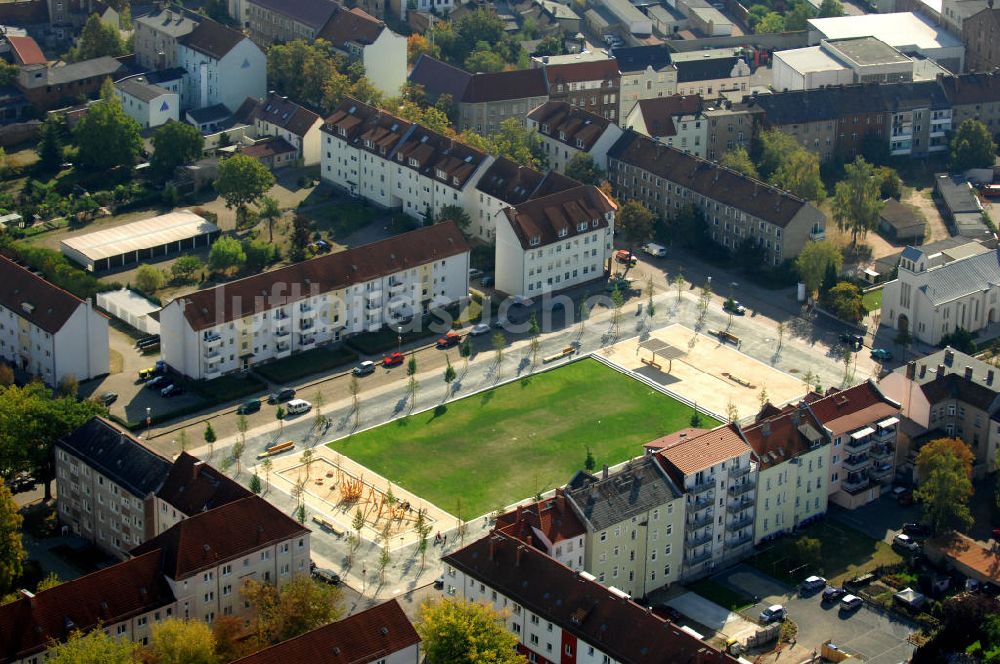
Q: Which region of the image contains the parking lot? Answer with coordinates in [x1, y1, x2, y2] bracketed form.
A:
[714, 565, 917, 663]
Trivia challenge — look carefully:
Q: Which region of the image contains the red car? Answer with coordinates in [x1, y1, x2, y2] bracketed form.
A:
[437, 332, 461, 348]
[615, 249, 637, 266]
[382, 352, 405, 367]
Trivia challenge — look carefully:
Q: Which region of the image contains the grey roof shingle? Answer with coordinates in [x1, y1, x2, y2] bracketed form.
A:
[918, 249, 1000, 305]
[564, 456, 681, 531]
[247, 0, 338, 30]
[56, 417, 171, 498]
[115, 76, 170, 103]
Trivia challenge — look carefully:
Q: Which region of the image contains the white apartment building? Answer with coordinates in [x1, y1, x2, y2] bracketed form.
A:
[882, 244, 1000, 345]
[0, 255, 108, 387]
[317, 6, 407, 98]
[160, 223, 470, 380]
[495, 185, 617, 298]
[742, 403, 831, 543]
[115, 76, 180, 129]
[443, 532, 738, 664]
[321, 99, 491, 223]
[240, 92, 323, 166]
[526, 100, 625, 173]
[657, 424, 756, 580]
[562, 457, 687, 598]
[177, 19, 266, 112]
[495, 490, 589, 571]
[612, 45, 679, 119]
[625, 95, 708, 158]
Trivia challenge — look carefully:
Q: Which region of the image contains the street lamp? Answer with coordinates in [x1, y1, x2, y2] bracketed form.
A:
[145, 407, 151, 441]
[730, 281, 739, 301]
[397, 326, 403, 353]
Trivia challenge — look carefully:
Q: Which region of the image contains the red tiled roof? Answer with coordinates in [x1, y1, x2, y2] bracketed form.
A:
[169, 221, 469, 331]
[657, 423, 750, 481]
[495, 490, 586, 547]
[503, 184, 616, 250]
[444, 532, 739, 664]
[528, 100, 614, 151]
[806, 381, 899, 435]
[231, 600, 419, 664]
[318, 5, 385, 46]
[0, 551, 174, 662]
[180, 19, 245, 60]
[741, 404, 826, 470]
[0, 255, 86, 334]
[633, 95, 703, 138]
[243, 136, 297, 159]
[930, 533, 1000, 584]
[643, 427, 708, 452]
[131, 495, 309, 579]
[7, 35, 45, 65]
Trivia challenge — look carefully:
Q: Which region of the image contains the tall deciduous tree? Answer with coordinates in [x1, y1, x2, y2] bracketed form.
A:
[832, 157, 884, 244]
[0, 478, 24, 593]
[818, 0, 844, 16]
[795, 240, 843, 295]
[417, 598, 524, 664]
[267, 39, 340, 110]
[770, 149, 826, 201]
[720, 145, 758, 179]
[207, 236, 246, 274]
[74, 79, 142, 172]
[257, 195, 281, 244]
[951, 119, 997, 171]
[47, 629, 138, 664]
[915, 437, 975, 534]
[757, 130, 801, 179]
[215, 154, 275, 226]
[436, 204, 471, 232]
[69, 13, 125, 61]
[148, 619, 218, 664]
[564, 152, 604, 185]
[754, 11, 785, 33]
[151, 121, 204, 179]
[616, 200, 655, 257]
[242, 575, 343, 646]
[135, 265, 166, 294]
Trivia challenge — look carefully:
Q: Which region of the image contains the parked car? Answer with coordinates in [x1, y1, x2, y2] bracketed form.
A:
[237, 399, 261, 415]
[801, 575, 827, 592]
[137, 367, 156, 382]
[511, 296, 532, 306]
[268, 388, 296, 404]
[469, 323, 491, 336]
[307, 240, 331, 253]
[468, 268, 483, 280]
[893, 533, 921, 552]
[382, 352, 405, 367]
[870, 348, 894, 361]
[480, 275, 494, 287]
[99, 392, 118, 406]
[840, 594, 863, 612]
[285, 398, 312, 415]
[759, 605, 786, 623]
[839, 333, 864, 349]
[312, 568, 341, 586]
[9, 472, 34, 493]
[902, 522, 932, 537]
[161, 384, 184, 398]
[607, 276, 632, 292]
[437, 332, 462, 348]
[822, 586, 847, 603]
[642, 242, 667, 257]
[615, 249, 637, 266]
[145, 375, 167, 390]
[723, 299, 747, 315]
[353, 361, 376, 376]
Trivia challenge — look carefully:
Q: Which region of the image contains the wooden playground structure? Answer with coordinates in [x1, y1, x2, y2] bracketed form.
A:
[269, 446, 449, 548]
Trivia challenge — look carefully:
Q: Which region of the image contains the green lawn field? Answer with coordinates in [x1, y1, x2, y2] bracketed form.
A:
[328, 358, 719, 517]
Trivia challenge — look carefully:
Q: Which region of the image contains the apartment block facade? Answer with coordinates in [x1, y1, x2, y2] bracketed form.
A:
[496, 185, 617, 298]
[176, 19, 266, 112]
[607, 132, 826, 264]
[160, 223, 470, 380]
[527, 100, 624, 173]
[542, 59, 622, 122]
[612, 46, 679, 119]
[0, 256, 108, 387]
[472, 157, 579, 243]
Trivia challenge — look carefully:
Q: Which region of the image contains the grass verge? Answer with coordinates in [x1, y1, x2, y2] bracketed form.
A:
[687, 578, 754, 612]
[254, 346, 359, 384]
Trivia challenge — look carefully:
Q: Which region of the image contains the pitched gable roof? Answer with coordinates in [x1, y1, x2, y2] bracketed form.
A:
[656, 423, 750, 481]
[544, 59, 620, 86]
[407, 55, 472, 102]
[633, 95, 703, 137]
[0, 255, 85, 334]
[444, 532, 740, 664]
[474, 157, 563, 206]
[230, 600, 419, 664]
[563, 456, 681, 531]
[0, 551, 174, 662]
[502, 185, 616, 250]
[806, 381, 899, 434]
[180, 19, 246, 60]
[741, 404, 827, 470]
[7, 35, 45, 65]
[252, 93, 322, 138]
[156, 452, 252, 517]
[57, 417, 171, 498]
[318, 5, 386, 46]
[495, 489, 587, 546]
[674, 56, 740, 83]
[528, 100, 614, 151]
[611, 45, 672, 73]
[132, 495, 309, 579]
[247, 0, 338, 30]
[463, 68, 549, 102]
[940, 72, 1000, 105]
[169, 221, 468, 331]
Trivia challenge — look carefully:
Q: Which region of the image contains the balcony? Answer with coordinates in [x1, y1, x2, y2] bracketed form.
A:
[388, 280, 408, 294]
[299, 336, 316, 348]
[689, 477, 716, 495]
[728, 479, 755, 496]
[204, 365, 221, 377]
[841, 475, 869, 493]
[274, 310, 289, 320]
[685, 550, 713, 567]
[366, 288, 383, 300]
[298, 304, 316, 317]
[845, 432, 873, 454]
[809, 228, 826, 242]
[842, 454, 871, 472]
[728, 515, 754, 531]
[727, 497, 754, 514]
[876, 427, 897, 442]
[869, 464, 893, 482]
[274, 343, 291, 358]
[689, 496, 713, 513]
[872, 444, 893, 462]
[686, 531, 712, 548]
[687, 511, 714, 529]
[204, 348, 221, 360]
[729, 465, 750, 479]
[275, 328, 290, 338]
[204, 333, 223, 348]
[727, 533, 752, 548]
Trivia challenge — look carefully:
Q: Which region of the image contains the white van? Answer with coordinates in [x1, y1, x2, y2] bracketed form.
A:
[642, 242, 667, 257]
[285, 399, 312, 415]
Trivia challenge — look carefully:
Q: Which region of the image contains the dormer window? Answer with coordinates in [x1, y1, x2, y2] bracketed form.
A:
[591, 218, 599, 228]
[452, 176, 460, 186]
[577, 222, 587, 232]
[408, 157, 419, 167]
[541, 123, 549, 133]
[337, 126, 347, 137]
[558, 228, 568, 238]
[396, 152, 404, 162]
[529, 235, 541, 246]
[559, 131, 567, 141]
[575, 139, 584, 148]
[435, 168, 447, 179]
[363, 139, 374, 149]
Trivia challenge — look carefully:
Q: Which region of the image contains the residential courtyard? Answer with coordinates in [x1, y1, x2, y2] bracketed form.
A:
[327, 358, 720, 517]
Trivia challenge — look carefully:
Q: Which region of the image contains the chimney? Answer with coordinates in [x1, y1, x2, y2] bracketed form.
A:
[602, 464, 609, 480]
[989, 369, 995, 385]
[945, 349, 955, 366]
[489, 535, 497, 560]
[192, 460, 205, 481]
[919, 364, 926, 378]
[516, 544, 525, 566]
[965, 366, 974, 381]
[556, 490, 567, 514]
[516, 504, 523, 522]
[762, 421, 771, 437]
[906, 361, 916, 380]
[937, 364, 946, 380]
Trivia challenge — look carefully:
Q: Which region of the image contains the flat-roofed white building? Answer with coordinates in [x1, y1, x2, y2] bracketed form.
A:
[60, 210, 220, 272]
[159, 222, 470, 380]
[773, 37, 917, 92]
[0, 256, 109, 386]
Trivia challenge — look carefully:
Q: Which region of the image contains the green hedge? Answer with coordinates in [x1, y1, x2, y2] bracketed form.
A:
[254, 346, 359, 384]
[184, 373, 266, 401]
[345, 327, 435, 355]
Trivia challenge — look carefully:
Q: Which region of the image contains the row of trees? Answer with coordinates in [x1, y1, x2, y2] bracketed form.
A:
[749, 0, 843, 34]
